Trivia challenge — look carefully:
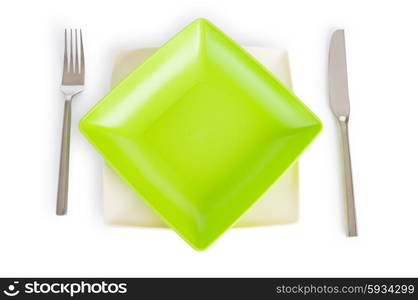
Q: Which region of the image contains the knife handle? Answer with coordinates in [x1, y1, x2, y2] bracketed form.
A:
[339, 119, 358, 236]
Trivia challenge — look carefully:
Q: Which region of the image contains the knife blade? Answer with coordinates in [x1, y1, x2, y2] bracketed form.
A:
[329, 29, 350, 120]
[328, 29, 358, 237]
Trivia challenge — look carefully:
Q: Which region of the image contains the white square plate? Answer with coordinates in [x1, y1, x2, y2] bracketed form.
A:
[103, 46, 299, 228]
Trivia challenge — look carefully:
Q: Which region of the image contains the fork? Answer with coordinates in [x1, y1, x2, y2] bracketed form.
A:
[56, 29, 85, 215]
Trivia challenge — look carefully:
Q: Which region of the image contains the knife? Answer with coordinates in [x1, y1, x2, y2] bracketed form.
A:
[328, 29, 358, 237]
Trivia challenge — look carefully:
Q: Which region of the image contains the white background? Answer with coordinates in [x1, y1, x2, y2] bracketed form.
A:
[0, 0, 417, 277]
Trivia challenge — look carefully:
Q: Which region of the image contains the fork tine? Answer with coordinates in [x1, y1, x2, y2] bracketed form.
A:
[69, 29, 74, 73]
[80, 30, 85, 75]
[75, 29, 79, 73]
[63, 29, 68, 73]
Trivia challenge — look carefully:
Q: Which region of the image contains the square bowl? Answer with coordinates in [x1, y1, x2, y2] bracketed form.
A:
[80, 18, 322, 250]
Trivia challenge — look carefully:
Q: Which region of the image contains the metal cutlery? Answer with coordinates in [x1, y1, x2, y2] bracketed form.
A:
[328, 29, 358, 236]
[56, 29, 85, 215]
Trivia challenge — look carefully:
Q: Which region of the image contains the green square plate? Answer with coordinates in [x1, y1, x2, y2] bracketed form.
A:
[80, 18, 322, 250]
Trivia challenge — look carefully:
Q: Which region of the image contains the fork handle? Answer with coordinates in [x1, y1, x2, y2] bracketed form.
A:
[339, 119, 358, 236]
[56, 99, 72, 215]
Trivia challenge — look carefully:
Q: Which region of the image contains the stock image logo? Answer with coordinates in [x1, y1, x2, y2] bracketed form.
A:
[3, 281, 20, 297]
[1, 280, 128, 297]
